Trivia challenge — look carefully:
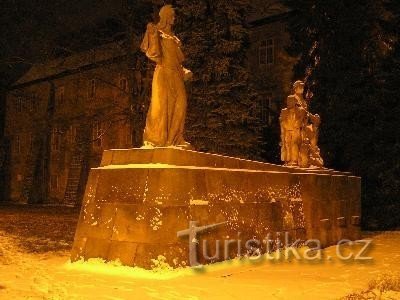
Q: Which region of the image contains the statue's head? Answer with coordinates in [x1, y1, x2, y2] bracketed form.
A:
[293, 80, 304, 95]
[158, 5, 175, 30]
[287, 95, 297, 109]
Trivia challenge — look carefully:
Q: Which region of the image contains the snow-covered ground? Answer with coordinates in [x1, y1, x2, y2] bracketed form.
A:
[0, 206, 399, 299]
[1, 230, 400, 299]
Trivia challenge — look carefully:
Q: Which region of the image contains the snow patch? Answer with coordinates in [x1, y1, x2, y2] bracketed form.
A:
[189, 199, 209, 206]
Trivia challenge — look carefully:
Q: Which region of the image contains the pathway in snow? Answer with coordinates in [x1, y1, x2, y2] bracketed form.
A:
[0, 231, 399, 299]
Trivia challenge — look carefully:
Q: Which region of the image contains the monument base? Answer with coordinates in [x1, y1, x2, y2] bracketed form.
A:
[71, 148, 361, 268]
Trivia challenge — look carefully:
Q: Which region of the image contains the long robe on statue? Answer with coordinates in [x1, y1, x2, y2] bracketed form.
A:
[140, 24, 188, 147]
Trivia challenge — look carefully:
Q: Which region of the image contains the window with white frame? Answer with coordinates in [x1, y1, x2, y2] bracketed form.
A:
[260, 94, 275, 126]
[259, 38, 275, 66]
[16, 98, 23, 113]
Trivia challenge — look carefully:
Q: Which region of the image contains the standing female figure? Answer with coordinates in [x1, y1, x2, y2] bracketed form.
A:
[140, 5, 192, 147]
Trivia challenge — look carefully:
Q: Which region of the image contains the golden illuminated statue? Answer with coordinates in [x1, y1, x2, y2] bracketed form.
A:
[280, 95, 307, 166]
[140, 5, 192, 148]
[293, 80, 309, 111]
[280, 81, 324, 168]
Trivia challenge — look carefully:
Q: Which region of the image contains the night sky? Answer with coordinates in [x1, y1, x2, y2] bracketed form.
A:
[1, 0, 127, 84]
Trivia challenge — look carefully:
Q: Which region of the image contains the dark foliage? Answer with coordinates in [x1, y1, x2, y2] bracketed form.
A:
[283, 0, 400, 229]
[172, 0, 264, 159]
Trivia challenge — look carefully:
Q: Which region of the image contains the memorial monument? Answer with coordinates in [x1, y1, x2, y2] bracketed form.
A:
[70, 6, 361, 269]
[140, 4, 192, 148]
[281, 81, 324, 168]
[280, 95, 307, 166]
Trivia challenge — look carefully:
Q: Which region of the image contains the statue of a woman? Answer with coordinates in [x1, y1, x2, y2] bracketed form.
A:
[140, 5, 192, 148]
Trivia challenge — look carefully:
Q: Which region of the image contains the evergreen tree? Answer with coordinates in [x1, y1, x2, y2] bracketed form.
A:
[173, 0, 264, 159]
[283, 0, 400, 229]
[372, 0, 400, 227]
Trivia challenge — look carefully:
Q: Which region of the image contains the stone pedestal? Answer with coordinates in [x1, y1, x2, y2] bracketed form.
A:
[71, 148, 361, 268]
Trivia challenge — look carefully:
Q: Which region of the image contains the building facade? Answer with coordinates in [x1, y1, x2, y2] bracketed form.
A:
[3, 7, 296, 206]
[4, 43, 150, 205]
[248, 6, 296, 130]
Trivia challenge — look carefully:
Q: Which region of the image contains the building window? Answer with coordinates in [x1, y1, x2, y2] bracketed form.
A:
[67, 125, 77, 145]
[260, 94, 275, 126]
[29, 98, 35, 112]
[16, 98, 23, 113]
[15, 135, 21, 154]
[51, 127, 62, 151]
[88, 79, 96, 98]
[92, 121, 103, 148]
[259, 39, 275, 66]
[120, 77, 128, 93]
[50, 175, 59, 191]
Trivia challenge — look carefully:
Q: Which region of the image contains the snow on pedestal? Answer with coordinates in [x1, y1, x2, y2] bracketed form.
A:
[70, 148, 361, 269]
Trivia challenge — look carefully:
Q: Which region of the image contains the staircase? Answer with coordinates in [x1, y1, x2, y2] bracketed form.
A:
[63, 124, 91, 206]
[63, 149, 84, 206]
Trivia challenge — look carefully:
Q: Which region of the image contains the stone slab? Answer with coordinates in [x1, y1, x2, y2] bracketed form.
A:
[100, 147, 351, 175]
[71, 148, 361, 268]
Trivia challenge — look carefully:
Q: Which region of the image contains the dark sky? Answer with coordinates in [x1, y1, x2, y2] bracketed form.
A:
[0, 0, 275, 85]
[0, 0, 127, 85]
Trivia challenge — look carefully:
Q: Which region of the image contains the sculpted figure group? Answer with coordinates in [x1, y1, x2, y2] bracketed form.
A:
[140, 5, 323, 168]
[280, 81, 324, 168]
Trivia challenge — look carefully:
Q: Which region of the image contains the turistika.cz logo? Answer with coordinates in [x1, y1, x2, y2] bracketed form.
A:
[177, 221, 373, 267]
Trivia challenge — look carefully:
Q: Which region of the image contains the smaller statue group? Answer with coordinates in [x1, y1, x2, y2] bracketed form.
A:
[280, 80, 324, 168]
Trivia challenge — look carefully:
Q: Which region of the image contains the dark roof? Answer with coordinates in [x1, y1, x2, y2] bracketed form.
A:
[248, 0, 291, 24]
[14, 42, 127, 86]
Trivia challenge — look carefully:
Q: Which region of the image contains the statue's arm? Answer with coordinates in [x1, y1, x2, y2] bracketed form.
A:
[182, 67, 193, 81]
[140, 23, 162, 64]
[310, 113, 321, 127]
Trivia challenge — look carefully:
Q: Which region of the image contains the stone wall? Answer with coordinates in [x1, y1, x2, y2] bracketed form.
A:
[71, 148, 361, 268]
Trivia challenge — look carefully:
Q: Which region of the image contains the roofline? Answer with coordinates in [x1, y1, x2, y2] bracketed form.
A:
[10, 10, 295, 91]
[248, 10, 295, 27]
[9, 54, 128, 91]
